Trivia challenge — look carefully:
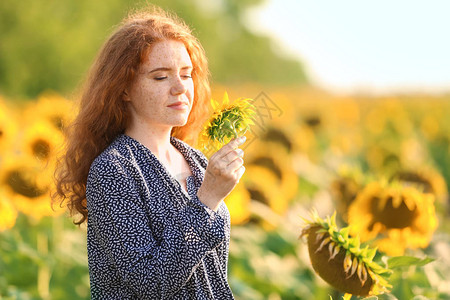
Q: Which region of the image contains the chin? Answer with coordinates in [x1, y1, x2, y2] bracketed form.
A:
[170, 117, 189, 127]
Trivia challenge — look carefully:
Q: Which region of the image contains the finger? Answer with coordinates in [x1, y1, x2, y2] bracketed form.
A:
[226, 156, 244, 172]
[235, 165, 245, 182]
[211, 154, 242, 176]
[221, 148, 244, 164]
[217, 136, 246, 158]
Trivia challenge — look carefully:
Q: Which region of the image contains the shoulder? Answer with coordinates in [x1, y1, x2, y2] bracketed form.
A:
[88, 135, 136, 179]
[86, 139, 144, 201]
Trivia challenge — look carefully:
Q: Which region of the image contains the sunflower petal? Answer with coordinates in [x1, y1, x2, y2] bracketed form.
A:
[211, 98, 218, 111]
[343, 252, 353, 273]
[329, 244, 340, 261]
[328, 241, 336, 258]
[357, 260, 368, 286]
[223, 91, 230, 106]
[316, 236, 331, 252]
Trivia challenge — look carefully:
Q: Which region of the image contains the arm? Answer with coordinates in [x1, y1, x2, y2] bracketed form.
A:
[87, 158, 226, 299]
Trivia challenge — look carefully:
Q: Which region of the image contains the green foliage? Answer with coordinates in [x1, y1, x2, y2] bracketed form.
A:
[362, 294, 399, 300]
[387, 256, 435, 269]
[0, 0, 308, 99]
[0, 215, 89, 299]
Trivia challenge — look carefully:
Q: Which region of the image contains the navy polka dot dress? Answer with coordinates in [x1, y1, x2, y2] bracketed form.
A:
[86, 134, 234, 299]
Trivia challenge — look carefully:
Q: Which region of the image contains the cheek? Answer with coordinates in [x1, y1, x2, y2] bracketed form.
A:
[187, 81, 195, 99]
[133, 84, 158, 105]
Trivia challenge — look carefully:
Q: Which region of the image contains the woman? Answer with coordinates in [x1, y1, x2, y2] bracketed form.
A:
[54, 7, 245, 299]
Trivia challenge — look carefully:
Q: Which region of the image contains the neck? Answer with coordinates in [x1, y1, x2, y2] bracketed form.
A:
[125, 124, 175, 162]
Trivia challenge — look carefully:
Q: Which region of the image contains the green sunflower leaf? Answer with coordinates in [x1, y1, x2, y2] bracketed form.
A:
[366, 247, 377, 262]
[362, 294, 398, 300]
[339, 227, 350, 240]
[387, 256, 435, 269]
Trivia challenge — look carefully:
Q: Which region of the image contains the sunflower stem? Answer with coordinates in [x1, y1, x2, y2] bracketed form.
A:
[37, 231, 50, 300]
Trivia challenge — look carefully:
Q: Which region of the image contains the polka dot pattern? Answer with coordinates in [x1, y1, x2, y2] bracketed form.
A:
[86, 134, 234, 299]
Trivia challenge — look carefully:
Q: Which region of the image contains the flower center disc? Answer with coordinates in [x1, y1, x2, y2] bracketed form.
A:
[6, 170, 46, 198]
[370, 196, 417, 229]
[32, 139, 51, 160]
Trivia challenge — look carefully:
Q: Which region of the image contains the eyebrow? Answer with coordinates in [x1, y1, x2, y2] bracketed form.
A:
[148, 66, 193, 74]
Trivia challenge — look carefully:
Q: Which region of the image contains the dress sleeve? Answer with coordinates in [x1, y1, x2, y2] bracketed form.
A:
[86, 158, 226, 299]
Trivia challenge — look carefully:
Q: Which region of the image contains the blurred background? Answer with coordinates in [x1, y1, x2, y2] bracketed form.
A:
[1, 0, 450, 299]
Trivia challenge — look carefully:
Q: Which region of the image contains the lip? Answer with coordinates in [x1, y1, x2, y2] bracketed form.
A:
[167, 101, 189, 110]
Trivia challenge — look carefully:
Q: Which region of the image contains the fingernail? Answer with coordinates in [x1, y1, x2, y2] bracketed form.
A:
[236, 149, 244, 156]
[239, 136, 246, 143]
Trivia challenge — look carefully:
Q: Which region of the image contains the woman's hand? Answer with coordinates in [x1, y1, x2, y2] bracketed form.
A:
[197, 136, 246, 211]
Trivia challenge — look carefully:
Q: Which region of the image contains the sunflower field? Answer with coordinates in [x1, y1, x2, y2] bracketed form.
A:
[1, 86, 450, 299]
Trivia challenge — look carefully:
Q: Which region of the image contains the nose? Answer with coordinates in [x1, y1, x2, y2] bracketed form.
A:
[170, 76, 187, 95]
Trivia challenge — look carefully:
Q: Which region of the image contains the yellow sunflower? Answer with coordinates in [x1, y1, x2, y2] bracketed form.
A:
[197, 92, 256, 157]
[0, 155, 64, 220]
[23, 92, 75, 131]
[21, 120, 64, 168]
[243, 165, 279, 211]
[245, 140, 298, 204]
[259, 126, 293, 154]
[390, 166, 448, 206]
[348, 181, 438, 256]
[0, 192, 18, 231]
[241, 162, 297, 231]
[243, 141, 298, 216]
[301, 210, 392, 297]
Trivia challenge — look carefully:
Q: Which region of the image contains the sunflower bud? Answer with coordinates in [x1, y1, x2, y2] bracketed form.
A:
[301, 210, 392, 297]
[197, 92, 256, 156]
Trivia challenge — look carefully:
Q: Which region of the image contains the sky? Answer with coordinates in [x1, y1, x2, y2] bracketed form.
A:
[247, 0, 450, 95]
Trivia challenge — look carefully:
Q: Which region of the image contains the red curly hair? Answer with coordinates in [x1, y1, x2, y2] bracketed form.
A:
[54, 7, 211, 224]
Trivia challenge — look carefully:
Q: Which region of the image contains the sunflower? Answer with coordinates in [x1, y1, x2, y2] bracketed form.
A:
[260, 126, 293, 154]
[245, 139, 298, 204]
[300, 210, 392, 297]
[347, 181, 438, 256]
[243, 165, 279, 210]
[197, 92, 256, 156]
[390, 166, 448, 206]
[0, 192, 18, 231]
[23, 92, 75, 131]
[0, 155, 64, 220]
[241, 162, 298, 230]
[249, 156, 298, 208]
[21, 120, 64, 168]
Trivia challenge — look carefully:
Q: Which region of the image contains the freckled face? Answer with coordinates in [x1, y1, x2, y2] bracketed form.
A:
[124, 40, 194, 130]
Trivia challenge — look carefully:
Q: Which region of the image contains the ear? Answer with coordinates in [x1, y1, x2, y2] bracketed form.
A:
[122, 89, 131, 102]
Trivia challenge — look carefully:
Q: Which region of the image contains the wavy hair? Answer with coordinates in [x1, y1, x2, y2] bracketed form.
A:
[54, 7, 211, 224]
